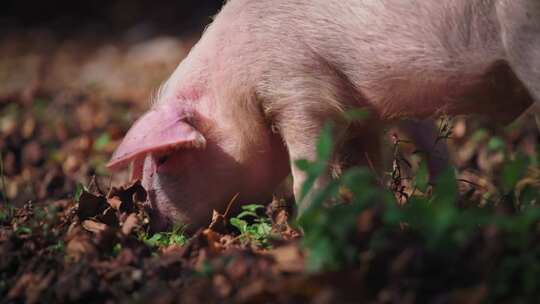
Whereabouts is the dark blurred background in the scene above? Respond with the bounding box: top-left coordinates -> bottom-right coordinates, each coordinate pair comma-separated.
1,0 -> 224,37
0,0 -> 227,105
0,1 -> 227,205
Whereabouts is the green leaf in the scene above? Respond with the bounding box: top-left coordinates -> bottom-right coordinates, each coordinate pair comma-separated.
471,129 -> 489,142
230,218 -> 248,234
74,183 -> 85,202
487,136 -> 505,152
501,154 -> 529,193
94,133 -> 111,151
519,185 -> 539,205
295,159 -> 311,171
0,206 -> 14,222
145,233 -> 166,247
415,160 -> 429,193
170,233 -> 187,246
241,204 -> 265,213
141,226 -> 188,247
305,237 -> 337,272
255,221 -> 272,236
237,204 -> 265,219
48,241 -> 65,253
236,211 -> 258,219
316,122 -> 334,162
112,243 -> 122,256
432,168 -> 457,204
15,226 -> 32,235
230,205 -> 272,248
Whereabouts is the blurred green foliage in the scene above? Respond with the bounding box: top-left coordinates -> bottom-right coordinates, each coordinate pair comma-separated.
296,120 -> 540,301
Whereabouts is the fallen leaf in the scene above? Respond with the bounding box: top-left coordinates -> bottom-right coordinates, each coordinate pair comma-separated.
77,191 -> 108,220
121,213 -> 139,236
65,225 -> 97,261
82,219 -> 108,234
107,197 -> 122,210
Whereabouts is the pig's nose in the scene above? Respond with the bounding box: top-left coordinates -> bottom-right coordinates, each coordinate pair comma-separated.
144,189 -> 170,232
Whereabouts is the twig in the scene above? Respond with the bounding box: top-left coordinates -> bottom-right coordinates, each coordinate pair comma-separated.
390,133 -> 412,204
223,193 -> 240,219
364,152 -> 383,186
456,178 -> 489,191
207,193 -> 240,231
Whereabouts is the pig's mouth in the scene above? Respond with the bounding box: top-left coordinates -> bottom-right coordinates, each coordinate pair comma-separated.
143,180 -> 190,232
139,155 -> 186,231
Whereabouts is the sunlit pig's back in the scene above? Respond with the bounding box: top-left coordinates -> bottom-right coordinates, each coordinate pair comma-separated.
215,0 -> 536,121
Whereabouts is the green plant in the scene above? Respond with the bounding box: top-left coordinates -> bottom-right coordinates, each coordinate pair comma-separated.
295,122 -> 384,272
0,205 -> 15,223
230,204 -> 273,248
295,117 -> 540,302
139,225 -> 188,248
112,243 -> 123,256
48,240 -> 65,253
93,132 -> 111,151
74,183 -> 86,202
15,226 -> 32,235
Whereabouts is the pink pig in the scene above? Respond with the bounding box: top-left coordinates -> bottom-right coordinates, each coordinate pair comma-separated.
108,0 -> 539,230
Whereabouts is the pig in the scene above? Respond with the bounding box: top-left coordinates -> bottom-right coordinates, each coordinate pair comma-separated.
107,0 -> 539,231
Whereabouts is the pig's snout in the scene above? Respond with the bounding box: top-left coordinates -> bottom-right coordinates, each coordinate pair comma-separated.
141,154 -> 192,231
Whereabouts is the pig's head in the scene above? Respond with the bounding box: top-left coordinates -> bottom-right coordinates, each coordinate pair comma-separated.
107,99 -> 290,232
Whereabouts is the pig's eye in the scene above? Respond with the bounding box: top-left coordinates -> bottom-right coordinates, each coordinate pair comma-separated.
157,155 -> 170,166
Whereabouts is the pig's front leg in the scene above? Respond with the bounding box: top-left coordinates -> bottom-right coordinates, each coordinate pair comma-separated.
277,109 -> 349,216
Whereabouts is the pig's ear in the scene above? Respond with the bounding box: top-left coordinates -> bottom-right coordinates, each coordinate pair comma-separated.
106,108 -> 206,171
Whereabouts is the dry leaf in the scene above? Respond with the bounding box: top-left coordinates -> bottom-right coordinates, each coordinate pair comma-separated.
121,213 -> 139,236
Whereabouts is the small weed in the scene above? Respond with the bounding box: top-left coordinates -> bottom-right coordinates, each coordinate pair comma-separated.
74,183 -> 86,202
48,240 -> 65,253
15,226 -> 32,235
112,243 -> 123,256
93,132 -> 111,151
230,204 -> 273,248
139,225 -> 188,248
487,136 -> 506,152
0,205 -> 15,223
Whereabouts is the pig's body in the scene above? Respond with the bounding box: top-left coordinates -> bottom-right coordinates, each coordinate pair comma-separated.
108,0 -> 539,229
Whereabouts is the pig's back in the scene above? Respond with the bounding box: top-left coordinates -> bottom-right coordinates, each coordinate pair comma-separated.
228,0 -> 531,120
200,0 -> 531,121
